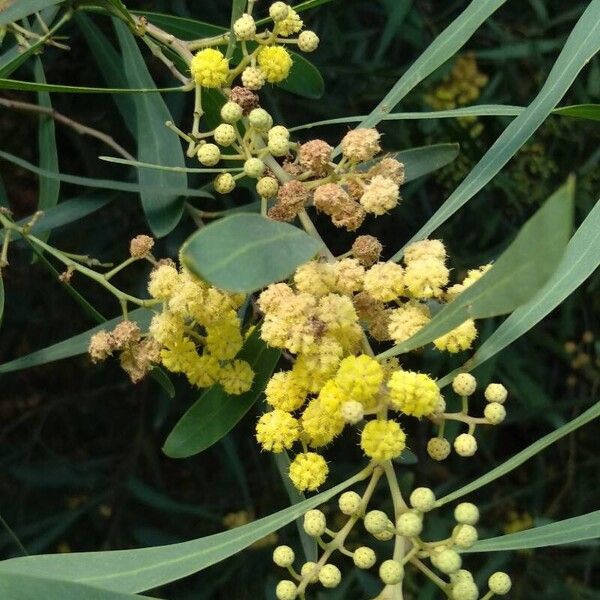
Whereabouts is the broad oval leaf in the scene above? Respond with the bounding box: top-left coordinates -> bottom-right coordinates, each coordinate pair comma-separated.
378,178 -> 574,359
182,214 -> 323,293
163,327 -> 281,458
0,467 -> 373,593
465,510 -> 600,553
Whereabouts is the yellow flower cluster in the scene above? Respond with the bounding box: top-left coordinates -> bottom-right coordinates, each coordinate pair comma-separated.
147,263 -> 254,394
190,48 -> 229,88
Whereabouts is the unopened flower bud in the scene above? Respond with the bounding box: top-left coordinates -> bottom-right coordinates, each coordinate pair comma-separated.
338,491 -> 361,516
214,123 -> 237,146
453,524 -> 478,549
396,511 -> 423,537
318,564 -> 341,588
409,487 -> 436,513
454,433 -> 477,457
364,510 -> 391,536
353,546 -> 376,569
270,1 -> 290,22
427,437 -> 451,461
484,402 -> 506,425
300,561 -> 320,583
379,559 -> 404,585
220,101 -> 243,123
248,108 -> 273,132
341,400 -> 363,424
273,545 -> 295,567
244,157 -> 265,178
432,548 -> 462,575
298,30 -> 319,52
214,172 -> 236,194
233,13 -> 256,40
452,373 -> 477,396
454,502 -> 479,525
484,383 -> 508,403
303,509 -> 326,537
488,572 -> 512,595
275,579 -> 297,600
256,176 -> 279,199
198,143 -> 221,166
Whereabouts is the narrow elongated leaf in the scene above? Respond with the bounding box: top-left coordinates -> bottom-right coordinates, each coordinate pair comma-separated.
0,79 -> 184,94
348,0 -> 508,136
438,199 -> 600,388
553,103 -> 600,120
437,401 -> 600,506
0,308 -> 153,374
394,143 -> 459,183
163,328 -> 281,458
104,0 -> 134,24
466,511 -> 600,553
0,467 -> 372,592
0,150 -> 210,197
226,0 -> 246,58
0,0 -> 63,27
395,1 -> 600,254
34,57 -> 60,243
100,155 -> 241,174
114,21 -> 187,236
76,13 -> 136,137
0,277 -> 4,328
378,179 -> 574,360
182,214 -> 323,293
0,573 -> 156,600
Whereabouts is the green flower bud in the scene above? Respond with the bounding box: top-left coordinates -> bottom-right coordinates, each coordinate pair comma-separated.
303,509 -> 326,537
379,559 -> 404,585
244,157 -> 265,178
396,511 -> 423,537
488,572 -> 512,595
338,491 -> 361,516
318,564 -> 341,588
454,502 -> 479,526
197,143 -> 221,166
353,546 -> 376,569
275,579 -> 298,600
220,101 -> 243,123
409,487 -> 436,513
273,545 -> 295,568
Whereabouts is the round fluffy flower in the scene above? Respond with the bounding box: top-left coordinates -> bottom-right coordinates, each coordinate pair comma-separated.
403,239 -> 446,264
256,409 -> 300,452
294,261 -> 335,297
160,337 -> 197,373
331,258 -> 364,295
190,48 -> 229,88
316,295 -> 362,352
388,302 -> 430,344
275,7 -> 303,36
257,46 -> 293,83
363,262 -> 405,302
404,257 -> 449,299
369,157 -> 405,185
301,398 -> 345,447
149,311 -> 185,346
388,370 -> 440,417
266,371 -> 307,411
341,128 -> 381,162
88,331 -> 114,363
334,354 -> 384,408
148,264 -> 179,300
359,175 -> 400,216
360,419 -> 406,461
205,319 -> 243,360
129,234 -> 154,258
292,339 -> 343,393
218,359 -> 254,394
289,452 -> 328,491
257,282 -> 294,314
185,354 -> 220,388
434,319 -> 478,353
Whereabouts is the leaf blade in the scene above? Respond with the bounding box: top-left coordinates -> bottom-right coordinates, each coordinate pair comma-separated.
182,214 -> 323,293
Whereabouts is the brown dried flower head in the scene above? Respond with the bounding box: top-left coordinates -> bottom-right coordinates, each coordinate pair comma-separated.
369,157 -> 406,185
130,234 -> 154,258
298,139 -> 333,175
229,86 -> 259,114
88,331 -> 114,363
111,320 -> 142,350
352,235 -> 383,267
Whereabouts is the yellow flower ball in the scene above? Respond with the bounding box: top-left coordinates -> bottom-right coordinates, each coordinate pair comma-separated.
256,409 -> 300,452
360,419 -> 406,462
334,354 -> 384,408
257,46 -> 293,83
265,370 -> 307,411
301,398 -> 345,448
218,359 -> 254,394
190,48 -> 229,88
387,370 -> 440,417
433,319 -> 478,353
274,7 -> 303,37
363,262 -> 405,302
289,452 -> 328,491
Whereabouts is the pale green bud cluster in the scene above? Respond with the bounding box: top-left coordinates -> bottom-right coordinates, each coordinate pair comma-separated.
427,374 -> 509,461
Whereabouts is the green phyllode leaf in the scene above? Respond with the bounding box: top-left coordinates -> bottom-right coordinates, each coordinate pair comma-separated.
0,0 -> 63,27
163,327 -> 281,458
0,468 -> 372,593
438,198 -> 600,387
182,213 -> 323,293
114,21 -> 187,237
393,143 -> 459,183
466,510 -> 600,553
0,572 -> 157,600
378,178 -> 574,359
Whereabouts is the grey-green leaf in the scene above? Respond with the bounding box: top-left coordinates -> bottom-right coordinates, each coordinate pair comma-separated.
437,401 -> 600,506
0,308 -> 153,375
0,0 -> 63,27
163,328 -> 281,458
438,198 -> 600,388
396,1 -> 600,253
378,179 -> 574,360
465,510 -> 600,553
0,468 -> 372,593
182,214 -> 323,293
114,21 -> 186,237
0,572 -> 156,600
278,52 -> 324,99
394,143 -> 459,183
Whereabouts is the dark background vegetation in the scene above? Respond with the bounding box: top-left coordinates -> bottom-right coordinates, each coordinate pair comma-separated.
0,1 -> 599,598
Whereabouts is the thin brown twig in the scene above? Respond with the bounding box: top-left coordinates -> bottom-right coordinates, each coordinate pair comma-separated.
0,97 -> 134,161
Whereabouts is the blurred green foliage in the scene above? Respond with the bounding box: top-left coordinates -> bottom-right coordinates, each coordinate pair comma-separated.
0,1 -> 598,598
